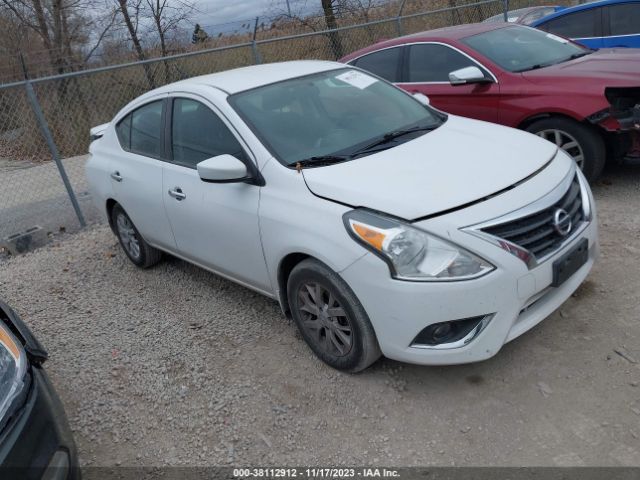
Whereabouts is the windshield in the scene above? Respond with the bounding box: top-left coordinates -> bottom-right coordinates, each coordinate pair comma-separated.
229,68 -> 444,166
462,25 -> 589,73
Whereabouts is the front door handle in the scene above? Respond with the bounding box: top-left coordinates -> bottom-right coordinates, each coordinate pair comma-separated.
110,171 -> 123,182
168,187 -> 186,201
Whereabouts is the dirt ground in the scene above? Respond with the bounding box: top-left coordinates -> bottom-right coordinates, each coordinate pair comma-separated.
0,162 -> 639,468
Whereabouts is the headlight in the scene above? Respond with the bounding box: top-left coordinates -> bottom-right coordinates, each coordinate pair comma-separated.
0,321 -> 27,420
344,209 -> 494,281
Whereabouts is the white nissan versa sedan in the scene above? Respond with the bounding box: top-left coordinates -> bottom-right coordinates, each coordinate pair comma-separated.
86,60 -> 598,372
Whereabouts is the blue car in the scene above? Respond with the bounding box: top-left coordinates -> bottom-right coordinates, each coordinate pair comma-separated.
531,0 -> 640,48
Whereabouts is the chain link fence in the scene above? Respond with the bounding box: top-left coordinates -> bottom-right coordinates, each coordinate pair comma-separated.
0,0 -> 515,247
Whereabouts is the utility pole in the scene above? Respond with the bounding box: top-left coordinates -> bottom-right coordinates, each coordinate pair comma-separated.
286,0 -> 292,16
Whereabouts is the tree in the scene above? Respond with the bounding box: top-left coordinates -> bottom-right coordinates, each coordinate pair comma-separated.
0,0 -> 107,75
143,0 -> 194,58
191,23 -> 207,44
115,0 -> 155,86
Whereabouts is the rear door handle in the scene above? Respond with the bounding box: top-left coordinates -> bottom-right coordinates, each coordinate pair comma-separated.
110,171 -> 123,182
168,187 -> 186,201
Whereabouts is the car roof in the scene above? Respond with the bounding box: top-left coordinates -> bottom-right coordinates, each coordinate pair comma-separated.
148,60 -> 344,96
342,22 -> 513,59
530,0 -> 639,25
401,21 -> 509,41
483,5 -> 560,23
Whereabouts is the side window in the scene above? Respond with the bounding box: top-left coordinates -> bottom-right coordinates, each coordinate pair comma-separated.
352,47 -> 401,82
609,4 -> 640,36
115,100 -> 164,157
407,44 -> 484,82
538,10 -> 598,38
171,98 -> 246,169
115,114 -> 131,150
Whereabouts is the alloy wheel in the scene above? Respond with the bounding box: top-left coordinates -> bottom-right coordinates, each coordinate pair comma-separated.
535,129 -> 585,170
297,282 -> 353,357
116,213 -> 141,260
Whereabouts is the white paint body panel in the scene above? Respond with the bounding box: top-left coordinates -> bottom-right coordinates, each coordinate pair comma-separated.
86,60 -> 598,366
302,116 -> 558,220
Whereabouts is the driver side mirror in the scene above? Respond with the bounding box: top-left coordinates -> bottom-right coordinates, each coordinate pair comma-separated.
412,92 -> 430,106
449,66 -> 490,86
197,154 -> 249,183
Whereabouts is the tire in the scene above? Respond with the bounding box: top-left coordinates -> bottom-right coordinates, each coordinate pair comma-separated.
287,258 -> 381,373
525,117 -> 605,182
111,204 -> 162,268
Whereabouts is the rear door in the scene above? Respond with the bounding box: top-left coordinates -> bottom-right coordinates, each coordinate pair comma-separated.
603,2 -> 640,48
110,97 -> 176,251
396,43 -> 501,122
350,46 -> 404,84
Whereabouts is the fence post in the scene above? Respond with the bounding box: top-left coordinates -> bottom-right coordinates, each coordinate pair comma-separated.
503,0 -> 509,21
396,0 -> 407,36
252,17 -> 263,64
23,80 -> 87,229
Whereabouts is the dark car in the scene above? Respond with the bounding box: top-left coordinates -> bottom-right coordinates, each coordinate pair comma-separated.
0,301 -> 79,479
341,23 -> 640,181
531,0 -> 640,49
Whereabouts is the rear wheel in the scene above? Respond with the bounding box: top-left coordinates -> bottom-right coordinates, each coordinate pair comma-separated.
111,204 -> 162,268
287,259 -> 381,373
525,117 -> 605,182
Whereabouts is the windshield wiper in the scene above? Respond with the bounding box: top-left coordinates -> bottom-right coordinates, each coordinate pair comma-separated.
513,63 -> 552,73
349,125 -> 439,157
566,51 -> 592,61
292,125 -> 438,169
293,155 -> 351,169
514,51 -> 593,73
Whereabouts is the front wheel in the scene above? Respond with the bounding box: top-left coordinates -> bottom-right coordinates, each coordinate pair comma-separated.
287,259 -> 381,373
526,117 -> 605,182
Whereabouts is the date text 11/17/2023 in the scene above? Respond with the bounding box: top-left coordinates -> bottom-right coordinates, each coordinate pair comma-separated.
233,468 -> 400,478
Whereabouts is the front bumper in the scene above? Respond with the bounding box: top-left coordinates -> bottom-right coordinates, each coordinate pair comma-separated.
340,161 -> 599,366
0,304 -> 79,480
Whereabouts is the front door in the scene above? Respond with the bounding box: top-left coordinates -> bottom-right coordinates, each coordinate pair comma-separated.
162,96 -> 270,292
396,43 -> 501,123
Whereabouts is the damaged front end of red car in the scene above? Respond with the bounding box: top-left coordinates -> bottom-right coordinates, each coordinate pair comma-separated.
588,87 -> 640,162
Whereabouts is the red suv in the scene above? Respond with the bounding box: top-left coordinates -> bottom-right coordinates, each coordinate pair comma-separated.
341,23 -> 640,181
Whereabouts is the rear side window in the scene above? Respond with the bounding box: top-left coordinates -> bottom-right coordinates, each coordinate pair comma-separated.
352,47 -> 401,82
609,3 -> 640,35
539,9 -> 599,38
116,100 -> 164,158
115,115 -> 131,149
407,44 -> 483,82
171,98 -> 246,169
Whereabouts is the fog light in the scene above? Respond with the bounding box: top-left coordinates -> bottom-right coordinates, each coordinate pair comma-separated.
411,315 -> 492,349
431,323 -> 452,342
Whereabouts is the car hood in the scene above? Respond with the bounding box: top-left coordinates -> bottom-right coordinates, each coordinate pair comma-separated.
302,115 -> 557,220
522,49 -> 640,87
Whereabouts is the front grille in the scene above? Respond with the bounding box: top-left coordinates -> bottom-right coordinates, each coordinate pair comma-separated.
482,175 -> 584,259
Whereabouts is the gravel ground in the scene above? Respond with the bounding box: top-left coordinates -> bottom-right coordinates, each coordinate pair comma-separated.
0,162 -> 639,468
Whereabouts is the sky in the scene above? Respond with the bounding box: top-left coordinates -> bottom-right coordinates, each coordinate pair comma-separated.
195,0 -> 317,33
